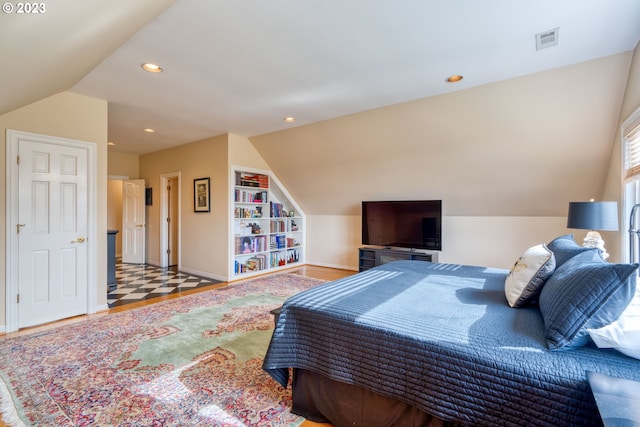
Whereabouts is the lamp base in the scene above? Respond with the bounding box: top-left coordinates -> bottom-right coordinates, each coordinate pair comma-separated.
583,230 -> 609,260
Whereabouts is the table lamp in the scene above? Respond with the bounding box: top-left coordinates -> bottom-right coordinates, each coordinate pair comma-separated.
567,200 -> 619,259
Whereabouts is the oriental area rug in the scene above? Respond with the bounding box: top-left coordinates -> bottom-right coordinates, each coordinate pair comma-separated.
0,273 -> 326,426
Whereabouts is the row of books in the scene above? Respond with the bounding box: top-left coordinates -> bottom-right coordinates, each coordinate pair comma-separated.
234,206 -> 263,218
236,235 -> 300,253
271,237 -> 300,249
270,220 -> 286,233
236,172 -> 268,188
234,235 -> 267,254
270,249 -> 301,267
235,249 -> 302,274
235,189 -> 268,204
271,201 -> 286,218
270,220 -> 301,233
270,235 -> 286,249
235,254 -> 268,273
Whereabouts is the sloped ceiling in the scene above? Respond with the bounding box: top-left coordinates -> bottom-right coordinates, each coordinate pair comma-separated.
64,0 -> 640,154
0,0 -> 174,115
250,52 -> 633,217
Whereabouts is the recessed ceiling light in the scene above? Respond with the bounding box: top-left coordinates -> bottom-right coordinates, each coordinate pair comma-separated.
143,128 -> 155,133
107,141 -> 116,146
141,63 -> 163,73
283,117 -> 296,123
446,75 -> 464,83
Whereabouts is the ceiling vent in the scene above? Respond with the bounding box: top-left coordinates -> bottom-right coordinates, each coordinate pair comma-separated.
535,27 -> 559,50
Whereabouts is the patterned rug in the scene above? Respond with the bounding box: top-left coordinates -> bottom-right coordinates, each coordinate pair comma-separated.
0,273 -> 326,426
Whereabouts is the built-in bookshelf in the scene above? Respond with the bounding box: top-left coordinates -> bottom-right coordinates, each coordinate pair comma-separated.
230,167 -> 305,279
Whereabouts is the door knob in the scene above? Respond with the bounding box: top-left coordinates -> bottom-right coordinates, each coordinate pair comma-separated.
71,237 -> 86,244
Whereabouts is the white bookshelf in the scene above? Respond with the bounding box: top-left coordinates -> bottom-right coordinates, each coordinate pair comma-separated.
230,166 -> 305,279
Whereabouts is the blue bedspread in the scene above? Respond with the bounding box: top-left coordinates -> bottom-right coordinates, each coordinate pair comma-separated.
263,260 -> 640,426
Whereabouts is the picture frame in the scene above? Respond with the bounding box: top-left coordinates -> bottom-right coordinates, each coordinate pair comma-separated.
194,177 -> 210,212
145,188 -> 153,206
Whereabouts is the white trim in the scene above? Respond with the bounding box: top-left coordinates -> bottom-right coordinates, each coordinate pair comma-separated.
160,172 -> 181,268
5,130 -> 97,333
621,107 -> 640,263
179,266 -> 227,282
95,304 -> 109,312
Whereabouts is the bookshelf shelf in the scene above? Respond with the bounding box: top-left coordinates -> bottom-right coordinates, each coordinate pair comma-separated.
231,168 -> 305,279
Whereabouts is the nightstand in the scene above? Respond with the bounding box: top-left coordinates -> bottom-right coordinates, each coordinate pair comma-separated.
588,371 -> 640,426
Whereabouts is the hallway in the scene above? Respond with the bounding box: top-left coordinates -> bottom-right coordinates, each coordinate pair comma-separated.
107,261 -> 220,308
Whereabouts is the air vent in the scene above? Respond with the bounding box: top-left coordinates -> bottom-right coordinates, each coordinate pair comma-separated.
535,27 -> 559,50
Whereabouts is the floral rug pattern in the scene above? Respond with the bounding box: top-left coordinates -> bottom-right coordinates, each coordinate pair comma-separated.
0,273 -> 325,426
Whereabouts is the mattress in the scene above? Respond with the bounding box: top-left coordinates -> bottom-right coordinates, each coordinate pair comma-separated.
263,260 -> 640,426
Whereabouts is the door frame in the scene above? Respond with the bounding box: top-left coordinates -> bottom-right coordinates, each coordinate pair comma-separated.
160,172 -> 181,268
5,130 -> 97,333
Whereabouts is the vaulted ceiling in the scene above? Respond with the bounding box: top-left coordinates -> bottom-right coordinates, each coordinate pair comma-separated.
2,0 -> 639,156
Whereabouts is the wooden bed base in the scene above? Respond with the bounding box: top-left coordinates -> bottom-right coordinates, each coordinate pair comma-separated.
292,369 -> 463,427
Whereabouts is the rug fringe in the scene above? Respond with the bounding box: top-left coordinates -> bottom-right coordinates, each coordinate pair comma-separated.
0,375 -> 25,427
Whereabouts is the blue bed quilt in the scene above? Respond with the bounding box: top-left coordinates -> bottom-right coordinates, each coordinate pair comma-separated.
263,260 -> 640,426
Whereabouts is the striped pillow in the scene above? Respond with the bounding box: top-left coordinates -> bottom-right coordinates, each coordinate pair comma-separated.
539,250 -> 638,350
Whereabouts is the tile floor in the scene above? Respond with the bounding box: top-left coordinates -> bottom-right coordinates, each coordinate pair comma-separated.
107,261 -> 221,308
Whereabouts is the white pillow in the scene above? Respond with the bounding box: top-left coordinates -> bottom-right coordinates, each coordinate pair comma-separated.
588,288 -> 640,359
505,244 -> 556,308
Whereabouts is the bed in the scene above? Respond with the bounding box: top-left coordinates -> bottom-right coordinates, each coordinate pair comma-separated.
263,238 -> 640,426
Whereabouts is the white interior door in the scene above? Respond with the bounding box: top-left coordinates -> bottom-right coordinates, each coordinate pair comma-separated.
122,179 -> 146,264
17,139 -> 89,328
160,172 -> 181,268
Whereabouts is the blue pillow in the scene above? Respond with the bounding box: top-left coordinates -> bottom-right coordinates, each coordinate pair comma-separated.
546,234 -> 595,267
538,250 -> 638,350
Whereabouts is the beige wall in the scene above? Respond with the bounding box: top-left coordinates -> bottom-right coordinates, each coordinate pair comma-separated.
603,41 -> 640,262
108,150 -> 140,178
251,53 -> 631,218
139,134 -> 229,279
249,53 -> 635,268
137,133 -> 276,280
0,92 -> 108,329
308,215 -> 568,270
228,133 -> 271,170
107,180 -> 124,255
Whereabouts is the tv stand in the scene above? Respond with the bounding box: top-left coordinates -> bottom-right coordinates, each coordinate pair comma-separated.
358,247 -> 438,272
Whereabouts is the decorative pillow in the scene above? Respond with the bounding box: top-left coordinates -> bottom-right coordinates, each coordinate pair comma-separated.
546,234 -> 595,268
587,289 -> 640,359
538,250 -> 638,350
505,244 -> 556,307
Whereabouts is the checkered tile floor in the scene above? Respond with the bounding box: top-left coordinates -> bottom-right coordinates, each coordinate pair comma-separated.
108,261 -> 221,308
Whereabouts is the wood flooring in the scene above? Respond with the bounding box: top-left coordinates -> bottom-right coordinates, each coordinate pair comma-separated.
0,264 -> 354,426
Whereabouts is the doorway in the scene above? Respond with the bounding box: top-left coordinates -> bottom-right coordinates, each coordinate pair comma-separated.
161,172 -> 181,268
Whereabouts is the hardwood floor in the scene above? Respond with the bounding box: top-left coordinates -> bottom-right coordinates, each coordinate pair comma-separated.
0,264 -> 354,426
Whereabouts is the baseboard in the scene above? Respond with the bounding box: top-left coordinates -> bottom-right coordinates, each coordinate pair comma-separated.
306,261 -> 358,271
179,266 -> 227,282
96,304 -> 109,313
0,325 -> 5,334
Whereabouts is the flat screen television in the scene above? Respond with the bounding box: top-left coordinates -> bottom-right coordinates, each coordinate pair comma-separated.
362,200 -> 442,250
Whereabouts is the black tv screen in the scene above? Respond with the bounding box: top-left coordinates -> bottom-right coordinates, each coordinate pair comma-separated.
362,200 -> 441,250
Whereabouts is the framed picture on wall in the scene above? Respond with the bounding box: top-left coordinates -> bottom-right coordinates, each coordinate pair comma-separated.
194,177 -> 210,212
